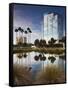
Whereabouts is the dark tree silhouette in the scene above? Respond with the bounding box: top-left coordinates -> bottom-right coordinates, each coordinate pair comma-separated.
23,53 -> 27,58
34,39 -> 39,47
48,56 -> 56,63
17,54 -> 23,59
34,55 -> 39,61
24,30 -> 28,34
48,38 -> 56,45
18,27 -> 22,36
59,36 -> 65,43
15,29 -> 18,37
39,39 -> 46,47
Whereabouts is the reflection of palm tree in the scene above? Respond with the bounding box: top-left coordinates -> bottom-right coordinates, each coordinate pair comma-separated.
39,53 -> 46,71
39,54 -> 42,57
39,53 -> 46,61
23,53 -> 27,58
28,52 -> 31,68
17,53 -> 23,64
39,56 -> 43,61
23,53 -> 28,66
59,55 -> 65,60
42,56 -> 46,61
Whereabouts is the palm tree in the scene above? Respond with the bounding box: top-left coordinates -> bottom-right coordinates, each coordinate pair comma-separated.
39,53 -> 46,71
24,30 -> 28,44
59,36 -> 65,48
15,29 -> 18,44
42,40 -> 46,46
17,53 -> 23,64
27,27 -> 32,44
23,53 -> 28,66
34,39 -> 39,47
21,28 -> 24,44
39,39 -> 46,47
48,38 -> 56,46
18,27 -> 22,36
39,39 -> 43,47
15,29 -> 18,37
21,28 -> 24,36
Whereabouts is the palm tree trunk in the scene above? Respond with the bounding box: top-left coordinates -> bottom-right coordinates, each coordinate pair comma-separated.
28,33 -> 29,44
22,33 -> 23,44
30,33 -> 31,43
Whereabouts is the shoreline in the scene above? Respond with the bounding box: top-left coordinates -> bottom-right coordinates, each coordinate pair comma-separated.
13,47 -> 65,54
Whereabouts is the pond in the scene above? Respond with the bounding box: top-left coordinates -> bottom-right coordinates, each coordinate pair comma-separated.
13,51 -> 66,85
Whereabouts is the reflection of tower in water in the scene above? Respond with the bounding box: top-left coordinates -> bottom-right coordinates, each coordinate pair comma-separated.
58,56 -> 65,72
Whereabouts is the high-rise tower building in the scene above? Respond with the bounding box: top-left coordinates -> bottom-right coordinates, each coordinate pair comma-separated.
43,13 -> 61,43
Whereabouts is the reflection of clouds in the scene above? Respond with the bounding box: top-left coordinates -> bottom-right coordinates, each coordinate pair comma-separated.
13,52 -> 59,66
13,52 -> 65,74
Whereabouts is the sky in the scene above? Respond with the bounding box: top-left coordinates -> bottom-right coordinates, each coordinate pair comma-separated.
13,4 -> 66,44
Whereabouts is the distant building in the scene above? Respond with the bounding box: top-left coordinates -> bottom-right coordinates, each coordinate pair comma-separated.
43,13 -> 63,43
16,36 -> 27,45
16,36 -> 23,44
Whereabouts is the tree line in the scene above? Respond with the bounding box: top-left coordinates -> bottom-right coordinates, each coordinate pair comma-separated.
34,37 -> 65,48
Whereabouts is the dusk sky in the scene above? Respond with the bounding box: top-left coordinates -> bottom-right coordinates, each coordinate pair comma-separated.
13,4 -> 66,44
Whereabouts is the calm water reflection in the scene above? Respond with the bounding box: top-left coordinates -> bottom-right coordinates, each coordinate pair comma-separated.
13,51 -> 65,79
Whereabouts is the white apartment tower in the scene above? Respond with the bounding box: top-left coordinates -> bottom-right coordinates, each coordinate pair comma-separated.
44,13 -> 59,43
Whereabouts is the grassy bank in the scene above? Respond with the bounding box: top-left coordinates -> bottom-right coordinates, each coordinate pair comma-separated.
13,64 -> 32,86
13,64 -> 65,85
34,65 -> 65,84
13,47 -> 65,54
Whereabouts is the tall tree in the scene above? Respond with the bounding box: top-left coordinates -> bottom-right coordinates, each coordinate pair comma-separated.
18,27 -> 22,36
15,29 -> 18,36
24,30 -> 28,44
48,38 -> 56,45
15,29 -> 18,44
27,27 -> 32,44
39,39 -> 46,47
21,28 -> 24,44
34,39 -> 39,47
